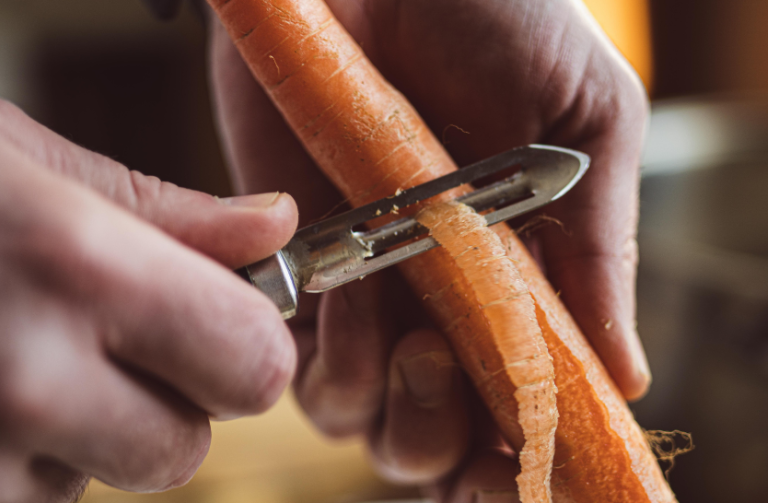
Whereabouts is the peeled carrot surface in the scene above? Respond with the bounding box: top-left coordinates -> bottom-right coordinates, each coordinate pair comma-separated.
207,0 -> 676,501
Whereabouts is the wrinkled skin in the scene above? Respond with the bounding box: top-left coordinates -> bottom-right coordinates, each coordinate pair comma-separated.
0,100 -> 299,502
209,0 -> 649,500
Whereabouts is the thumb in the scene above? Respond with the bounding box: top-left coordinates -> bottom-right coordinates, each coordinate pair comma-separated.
129,182 -> 298,268
0,99 -> 298,268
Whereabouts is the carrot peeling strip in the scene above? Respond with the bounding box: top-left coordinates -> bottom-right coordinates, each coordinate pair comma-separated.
417,201 -> 557,503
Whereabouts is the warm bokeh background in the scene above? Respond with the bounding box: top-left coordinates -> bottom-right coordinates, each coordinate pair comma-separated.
1,0 -> 766,502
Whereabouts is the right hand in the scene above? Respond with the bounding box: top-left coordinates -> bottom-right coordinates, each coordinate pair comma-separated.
0,100 -> 298,503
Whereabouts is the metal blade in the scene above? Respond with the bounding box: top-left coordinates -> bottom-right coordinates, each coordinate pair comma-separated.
283,145 -> 589,293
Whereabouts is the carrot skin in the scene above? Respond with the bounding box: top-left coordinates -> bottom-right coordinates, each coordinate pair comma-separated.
416,201 -> 557,503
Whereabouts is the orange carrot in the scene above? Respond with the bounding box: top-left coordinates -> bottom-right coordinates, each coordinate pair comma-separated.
207,0 -> 676,501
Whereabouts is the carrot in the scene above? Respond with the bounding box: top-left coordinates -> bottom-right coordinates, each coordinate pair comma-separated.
206,0 -> 676,501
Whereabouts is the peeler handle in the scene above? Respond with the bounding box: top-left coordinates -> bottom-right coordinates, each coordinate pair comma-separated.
236,250 -> 299,320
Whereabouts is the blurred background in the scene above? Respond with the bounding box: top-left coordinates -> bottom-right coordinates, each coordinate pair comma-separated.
0,0 -> 766,502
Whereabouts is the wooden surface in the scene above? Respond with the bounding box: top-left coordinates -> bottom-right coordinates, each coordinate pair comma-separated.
80,393 -> 411,503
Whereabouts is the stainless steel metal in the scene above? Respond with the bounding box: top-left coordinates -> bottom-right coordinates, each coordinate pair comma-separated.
240,144 -> 589,318
242,251 -> 298,319
481,145 -> 589,226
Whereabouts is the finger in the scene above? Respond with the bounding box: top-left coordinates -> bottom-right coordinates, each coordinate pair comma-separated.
436,450 -> 521,503
5,159 -> 297,419
540,76 -> 651,400
2,313 -> 210,492
369,329 -> 469,484
0,100 -> 298,268
208,19 -> 340,225
294,273 -> 398,437
98,211 -> 298,418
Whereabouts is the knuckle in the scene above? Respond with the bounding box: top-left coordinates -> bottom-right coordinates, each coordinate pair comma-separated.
241,340 -> 295,415
37,210 -> 103,287
15,191 -> 103,279
125,169 -> 180,216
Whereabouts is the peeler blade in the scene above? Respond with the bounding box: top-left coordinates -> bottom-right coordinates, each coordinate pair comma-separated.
238,144 -> 589,319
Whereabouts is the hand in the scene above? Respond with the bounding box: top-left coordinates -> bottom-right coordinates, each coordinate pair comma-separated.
0,100 -> 298,502
208,0 -> 648,499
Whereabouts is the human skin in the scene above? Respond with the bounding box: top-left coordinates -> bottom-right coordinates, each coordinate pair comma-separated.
208,0 -> 649,499
0,100 -> 299,503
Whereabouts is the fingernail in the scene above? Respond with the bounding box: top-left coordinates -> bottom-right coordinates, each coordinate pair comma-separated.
638,352 -> 652,384
219,192 -> 280,208
473,489 -> 520,503
398,351 -> 454,408
628,326 -> 653,400
636,352 -> 652,394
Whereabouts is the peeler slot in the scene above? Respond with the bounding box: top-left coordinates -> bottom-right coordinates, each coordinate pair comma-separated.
352,170 -> 534,257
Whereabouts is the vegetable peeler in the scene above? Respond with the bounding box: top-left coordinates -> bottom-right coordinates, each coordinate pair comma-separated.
237,145 -> 589,319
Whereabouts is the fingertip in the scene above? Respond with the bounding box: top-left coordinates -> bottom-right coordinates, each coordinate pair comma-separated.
623,352 -> 652,402
228,305 -> 297,417
612,324 -> 652,402
210,192 -> 299,267
272,192 -> 300,235
244,192 -> 298,251
600,330 -> 652,402
253,315 -> 298,413
546,255 -> 650,402
625,378 -> 651,403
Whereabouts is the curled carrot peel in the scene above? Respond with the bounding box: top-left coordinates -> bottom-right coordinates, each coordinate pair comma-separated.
207,0 -> 676,501
416,201 -> 557,503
